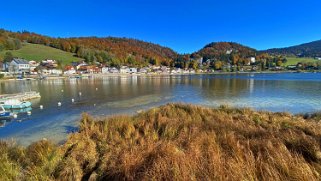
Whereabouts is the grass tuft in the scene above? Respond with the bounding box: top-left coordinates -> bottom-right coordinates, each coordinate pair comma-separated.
1,103 -> 321,180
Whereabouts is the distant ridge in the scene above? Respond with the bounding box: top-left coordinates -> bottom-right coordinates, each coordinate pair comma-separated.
2,28 -> 321,66
193,42 -> 257,60
264,40 -> 321,57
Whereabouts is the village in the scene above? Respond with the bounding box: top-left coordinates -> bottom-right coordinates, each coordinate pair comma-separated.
0,58 -> 199,78
0,55 -> 319,79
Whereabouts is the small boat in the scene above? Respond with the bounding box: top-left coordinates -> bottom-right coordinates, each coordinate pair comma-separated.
0,99 -> 32,109
0,105 -> 11,119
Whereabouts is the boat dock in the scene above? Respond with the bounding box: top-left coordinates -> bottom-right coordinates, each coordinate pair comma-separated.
0,91 -> 41,101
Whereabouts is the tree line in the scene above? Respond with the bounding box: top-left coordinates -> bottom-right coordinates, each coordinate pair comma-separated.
0,29 -> 291,70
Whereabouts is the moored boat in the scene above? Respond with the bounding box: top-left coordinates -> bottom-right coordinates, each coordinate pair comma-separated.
0,99 -> 32,109
0,105 -> 11,119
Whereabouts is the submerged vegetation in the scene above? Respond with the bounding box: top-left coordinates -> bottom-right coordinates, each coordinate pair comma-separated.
1,103 -> 321,180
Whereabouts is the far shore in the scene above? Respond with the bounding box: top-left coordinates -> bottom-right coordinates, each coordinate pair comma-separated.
1,70 -> 319,82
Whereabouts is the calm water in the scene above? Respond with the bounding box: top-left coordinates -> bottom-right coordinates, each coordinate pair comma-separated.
1,73 -> 321,145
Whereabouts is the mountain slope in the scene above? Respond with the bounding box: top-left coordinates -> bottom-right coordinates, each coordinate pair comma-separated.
194,42 -> 257,60
12,31 -> 178,66
0,43 -> 83,65
265,40 -> 321,57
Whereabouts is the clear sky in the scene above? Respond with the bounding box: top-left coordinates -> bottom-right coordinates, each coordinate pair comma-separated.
1,0 -> 321,53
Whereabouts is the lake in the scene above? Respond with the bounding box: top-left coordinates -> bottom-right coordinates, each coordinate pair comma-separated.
1,73 -> 321,145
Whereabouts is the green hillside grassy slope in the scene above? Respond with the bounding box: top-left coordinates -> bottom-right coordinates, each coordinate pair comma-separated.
0,43 -> 83,65
285,56 -> 318,66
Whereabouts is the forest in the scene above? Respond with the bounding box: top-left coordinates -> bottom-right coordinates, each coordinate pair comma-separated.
0,29 -> 290,70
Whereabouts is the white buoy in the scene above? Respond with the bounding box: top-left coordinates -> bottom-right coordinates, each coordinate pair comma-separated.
61,90 -> 64,92
96,88 -> 98,91
94,104 -> 96,107
58,102 -> 62,106
79,92 -> 82,96
13,114 -> 18,118
27,111 -> 32,115
40,105 -> 43,109
72,98 -> 75,103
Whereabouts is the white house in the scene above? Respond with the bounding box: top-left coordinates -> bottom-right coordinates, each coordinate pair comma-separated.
128,68 -> 137,74
9,59 -> 30,74
250,57 -> 256,64
102,67 -> 109,74
29,61 -> 39,73
138,67 -> 149,74
226,49 -> 233,55
120,66 -> 130,74
161,66 -> 170,73
109,67 -> 120,73
150,65 -> 161,71
43,69 -> 62,75
64,69 -> 76,75
171,68 -> 183,74
76,62 -> 88,70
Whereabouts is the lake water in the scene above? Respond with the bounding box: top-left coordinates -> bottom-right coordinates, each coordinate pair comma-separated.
1,73 -> 321,145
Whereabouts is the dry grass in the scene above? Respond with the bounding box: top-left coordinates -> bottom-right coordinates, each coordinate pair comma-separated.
1,103 -> 321,180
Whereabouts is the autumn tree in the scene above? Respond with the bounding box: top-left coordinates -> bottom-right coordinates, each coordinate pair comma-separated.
231,54 -> 240,65
214,60 -> 223,70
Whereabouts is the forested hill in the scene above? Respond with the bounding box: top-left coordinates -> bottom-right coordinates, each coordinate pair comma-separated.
0,29 -> 178,66
264,40 -> 321,57
0,29 -> 22,51
193,42 -> 257,61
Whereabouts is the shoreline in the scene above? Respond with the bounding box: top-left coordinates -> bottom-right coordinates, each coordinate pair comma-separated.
1,70 -> 318,82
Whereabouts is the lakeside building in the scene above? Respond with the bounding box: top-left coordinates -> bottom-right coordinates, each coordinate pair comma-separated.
250,57 -> 256,64
9,58 -> 30,74
138,67 -> 149,74
64,65 -> 76,75
29,61 -> 39,74
102,67 -> 109,74
120,66 -> 130,74
42,69 -> 63,75
109,67 -> 120,73
0,62 -> 9,72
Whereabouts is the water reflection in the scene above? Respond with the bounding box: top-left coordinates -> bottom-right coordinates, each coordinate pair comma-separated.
0,73 -> 321,145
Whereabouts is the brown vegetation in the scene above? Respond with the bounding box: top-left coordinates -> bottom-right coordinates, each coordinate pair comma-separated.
1,103 -> 321,180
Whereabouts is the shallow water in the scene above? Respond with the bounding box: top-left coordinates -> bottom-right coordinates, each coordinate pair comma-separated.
1,73 -> 321,145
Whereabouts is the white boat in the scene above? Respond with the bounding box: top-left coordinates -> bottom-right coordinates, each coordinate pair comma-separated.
0,105 -> 11,119
0,99 -> 32,109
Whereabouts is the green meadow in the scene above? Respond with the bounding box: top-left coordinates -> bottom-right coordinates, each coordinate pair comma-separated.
285,56 -> 318,66
0,43 -> 83,65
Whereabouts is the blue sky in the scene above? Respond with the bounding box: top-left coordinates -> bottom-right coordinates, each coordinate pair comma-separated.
1,0 -> 321,53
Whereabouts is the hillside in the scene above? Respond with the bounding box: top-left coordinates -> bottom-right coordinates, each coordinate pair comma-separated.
194,42 -> 257,61
12,31 -> 178,66
1,104 -> 321,180
265,40 -> 321,57
0,43 -> 83,65
284,56 -> 318,66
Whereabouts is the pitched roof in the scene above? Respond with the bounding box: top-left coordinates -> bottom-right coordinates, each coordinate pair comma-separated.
13,58 -> 29,64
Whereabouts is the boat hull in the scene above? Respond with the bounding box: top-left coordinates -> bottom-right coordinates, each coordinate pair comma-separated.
2,101 -> 32,109
0,111 -> 11,119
